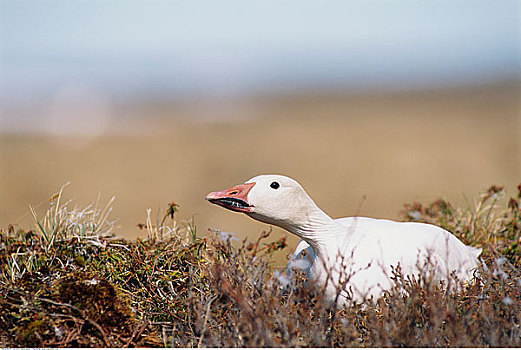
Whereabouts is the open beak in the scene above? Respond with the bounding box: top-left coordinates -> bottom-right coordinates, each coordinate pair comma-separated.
205,182 -> 255,213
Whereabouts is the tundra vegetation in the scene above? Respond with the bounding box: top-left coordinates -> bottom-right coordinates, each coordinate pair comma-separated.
0,184 -> 520,347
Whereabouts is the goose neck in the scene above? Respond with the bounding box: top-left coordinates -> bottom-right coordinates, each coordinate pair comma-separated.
287,208 -> 346,257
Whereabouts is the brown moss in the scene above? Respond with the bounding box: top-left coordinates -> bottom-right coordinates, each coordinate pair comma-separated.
53,271 -> 162,347
15,316 -> 53,347
56,271 -> 132,328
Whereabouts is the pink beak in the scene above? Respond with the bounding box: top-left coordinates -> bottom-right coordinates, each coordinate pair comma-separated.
205,182 -> 256,213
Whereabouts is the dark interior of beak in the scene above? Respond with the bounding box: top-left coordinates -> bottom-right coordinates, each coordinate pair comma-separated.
209,197 -> 251,210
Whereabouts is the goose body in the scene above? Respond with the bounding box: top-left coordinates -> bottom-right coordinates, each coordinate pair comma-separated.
206,174 -> 481,304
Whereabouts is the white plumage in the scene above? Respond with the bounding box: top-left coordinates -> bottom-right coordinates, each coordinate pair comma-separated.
206,174 -> 481,304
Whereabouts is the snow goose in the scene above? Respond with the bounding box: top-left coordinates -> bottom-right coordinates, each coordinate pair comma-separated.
206,174 -> 481,304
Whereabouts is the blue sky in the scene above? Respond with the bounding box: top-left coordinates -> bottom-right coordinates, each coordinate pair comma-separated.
1,0 -> 520,104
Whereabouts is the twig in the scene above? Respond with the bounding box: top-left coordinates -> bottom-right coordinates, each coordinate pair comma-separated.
124,319 -> 150,348
198,295 -> 218,348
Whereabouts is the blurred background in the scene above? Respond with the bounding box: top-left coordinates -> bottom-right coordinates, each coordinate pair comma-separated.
1,0 -> 520,258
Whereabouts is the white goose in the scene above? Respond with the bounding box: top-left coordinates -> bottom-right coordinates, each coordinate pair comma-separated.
206,174 -> 481,304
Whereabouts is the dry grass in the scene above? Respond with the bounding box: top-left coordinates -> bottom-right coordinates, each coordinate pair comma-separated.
0,182 -> 520,347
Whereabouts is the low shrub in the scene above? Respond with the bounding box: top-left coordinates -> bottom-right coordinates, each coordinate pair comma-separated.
0,184 -> 519,347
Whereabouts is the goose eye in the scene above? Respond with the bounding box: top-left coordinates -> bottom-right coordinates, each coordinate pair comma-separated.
270,181 -> 280,189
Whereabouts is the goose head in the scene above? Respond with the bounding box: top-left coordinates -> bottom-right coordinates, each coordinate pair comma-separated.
206,174 -> 321,231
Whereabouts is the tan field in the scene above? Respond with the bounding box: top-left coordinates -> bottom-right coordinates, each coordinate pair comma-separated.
1,82 -> 520,261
